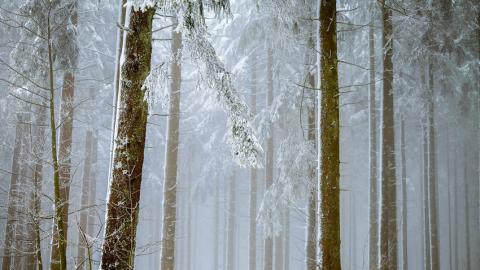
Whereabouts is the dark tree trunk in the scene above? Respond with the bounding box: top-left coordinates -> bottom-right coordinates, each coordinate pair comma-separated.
379,1 -> 397,269
319,0 -> 341,269
100,7 -> 154,269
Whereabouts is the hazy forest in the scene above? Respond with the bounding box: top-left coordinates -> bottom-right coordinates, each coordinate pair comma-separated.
0,0 -> 478,269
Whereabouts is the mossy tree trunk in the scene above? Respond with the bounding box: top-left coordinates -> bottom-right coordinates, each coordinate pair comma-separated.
319,0 -> 341,269
100,7 -> 154,269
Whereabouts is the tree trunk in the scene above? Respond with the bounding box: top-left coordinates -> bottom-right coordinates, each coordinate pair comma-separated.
87,132 -> 97,245
319,0 -> 341,269
2,113 -> 29,269
160,21 -> 183,270
401,117 -> 408,270
379,1 -> 397,269
463,143 -> 471,270
264,47 -> 274,270
453,145 -> 458,270
227,171 -> 236,270
51,4 -> 78,268
76,130 -> 94,269
446,128 -> 453,270
306,70 -> 317,270
369,7 -> 379,269
275,213 -> 284,270
214,176 -> 220,270
100,7 -> 154,269
284,208 -> 290,270
249,58 -> 257,270
427,57 -> 439,270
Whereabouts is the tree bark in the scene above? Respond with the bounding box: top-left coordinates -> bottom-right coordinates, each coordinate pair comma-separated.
2,113 -> 29,270
76,130 -> 94,269
160,22 -> 182,270
100,7 -> 154,269
227,171 -> 236,270
401,117 -> 408,270
427,57 -> 440,270
51,4 -> 78,268
264,47 -> 274,270
379,1 -> 397,269
249,58 -> 257,270
319,0 -> 341,269
368,7 -> 379,270
306,70 -> 317,270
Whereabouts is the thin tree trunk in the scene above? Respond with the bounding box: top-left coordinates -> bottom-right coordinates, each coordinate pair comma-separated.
264,47 -> 274,270
401,117 -> 408,270
319,0 -> 341,269
249,57 -> 258,270
160,21 -> 183,270
369,8 -> 379,269
87,132 -> 97,242
2,113 -> 29,269
427,57 -> 439,270
186,171 -> 192,270
47,8 -> 67,268
453,146 -> 458,270
275,211 -> 284,270
463,143 -> 471,270
214,176 -> 220,270
100,7 -> 154,269
76,130 -> 94,269
51,4 -> 78,268
447,128 -> 453,270
227,171 -> 236,270
284,208 -> 290,270
379,1 -> 397,269
31,106 -> 47,270
306,70 -> 317,270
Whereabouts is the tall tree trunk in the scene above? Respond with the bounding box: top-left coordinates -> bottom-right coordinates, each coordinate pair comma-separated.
214,176 -> 220,270
401,117 -> 408,270
227,171 -> 236,270
379,1 -> 397,269
87,132 -> 97,241
2,113 -> 29,269
463,143 -> 471,270
368,8 -> 379,269
275,212 -> 284,270
31,106 -> 47,270
47,9 -> 67,268
446,128 -> 453,270
319,0 -> 341,269
100,7 -> 154,269
427,57 -> 439,270
264,47 -> 274,270
306,69 -> 317,270
249,57 -> 257,270
51,4 -> 78,268
453,146 -> 458,270
160,21 -> 183,270
76,130 -> 94,269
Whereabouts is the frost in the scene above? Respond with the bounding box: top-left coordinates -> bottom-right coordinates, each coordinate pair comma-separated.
143,63 -> 169,110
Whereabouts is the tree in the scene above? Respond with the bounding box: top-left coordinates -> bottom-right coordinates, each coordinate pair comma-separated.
249,57 -> 258,270
227,170 -> 236,270
400,117 -> 408,270
100,6 -> 155,269
379,1 -> 397,268
368,3 -> 379,269
160,20 -> 182,270
318,0 -> 341,269
264,47 -> 274,270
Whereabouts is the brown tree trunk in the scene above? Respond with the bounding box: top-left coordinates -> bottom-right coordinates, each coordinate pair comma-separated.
264,47 -> 274,270
423,122 -> 431,270
2,113 -> 29,269
379,1 -> 397,269
427,57 -> 440,270
51,4 -> 78,268
306,70 -> 317,270
319,0 -> 341,269
249,58 -> 257,270
160,22 -> 182,270
369,7 -> 379,269
76,130 -> 94,269
227,171 -> 236,270
100,7 -> 154,269
401,117 -> 408,270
